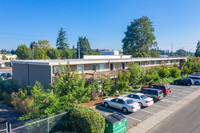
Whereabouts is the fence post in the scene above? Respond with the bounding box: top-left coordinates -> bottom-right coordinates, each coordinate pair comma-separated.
6,122 -> 8,133
9,124 -> 12,133
48,114 -> 49,133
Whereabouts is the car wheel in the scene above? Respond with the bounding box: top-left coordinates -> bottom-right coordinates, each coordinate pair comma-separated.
175,82 -> 178,85
139,102 -> 143,108
195,82 -> 200,85
104,102 -> 109,108
122,107 -> 128,113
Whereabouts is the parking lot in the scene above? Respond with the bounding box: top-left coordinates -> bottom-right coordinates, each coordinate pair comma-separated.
94,85 -> 200,129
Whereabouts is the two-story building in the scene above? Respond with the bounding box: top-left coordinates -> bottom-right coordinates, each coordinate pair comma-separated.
12,56 -> 186,88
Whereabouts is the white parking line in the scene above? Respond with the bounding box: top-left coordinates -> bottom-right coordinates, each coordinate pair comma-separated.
169,95 -> 182,99
139,109 -> 155,114
161,99 -> 175,103
152,104 -> 165,108
97,105 -> 142,122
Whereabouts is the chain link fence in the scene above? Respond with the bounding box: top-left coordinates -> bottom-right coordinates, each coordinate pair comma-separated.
6,112 -> 69,133
0,123 -> 8,133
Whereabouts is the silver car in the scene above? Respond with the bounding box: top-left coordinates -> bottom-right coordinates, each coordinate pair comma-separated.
102,97 -> 140,113
186,76 -> 200,85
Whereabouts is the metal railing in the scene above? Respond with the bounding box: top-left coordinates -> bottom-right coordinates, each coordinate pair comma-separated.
3,112 -> 69,133
0,123 -> 8,133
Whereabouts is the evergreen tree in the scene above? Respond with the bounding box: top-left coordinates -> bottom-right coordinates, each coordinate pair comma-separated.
122,16 -> 157,57
56,28 -> 69,50
77,37 -> 91,58
47,48 -> 60,59
195,41 -> 200,57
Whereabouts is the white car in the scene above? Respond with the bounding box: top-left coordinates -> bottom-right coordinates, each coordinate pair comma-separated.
102,97 -> 140,113
125,93 -> 154,107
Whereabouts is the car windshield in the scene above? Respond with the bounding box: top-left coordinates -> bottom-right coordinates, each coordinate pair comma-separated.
126,99 -> 135,104
140,95 -> 148,99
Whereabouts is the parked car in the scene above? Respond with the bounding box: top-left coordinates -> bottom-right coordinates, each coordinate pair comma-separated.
102,97 -> 140,113
186,76 -> 200,85
174,78 -> 193,86
192,72 -> 200,76
141,88 -> 164,102
125,93 -> 154,108
149,84 -> 171,96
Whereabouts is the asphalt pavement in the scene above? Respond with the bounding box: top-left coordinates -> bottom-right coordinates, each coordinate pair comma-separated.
148,95 -> 200,133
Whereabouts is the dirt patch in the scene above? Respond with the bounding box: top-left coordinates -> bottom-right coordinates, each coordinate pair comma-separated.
0,101 -> 22,125
81,97 -> 105,107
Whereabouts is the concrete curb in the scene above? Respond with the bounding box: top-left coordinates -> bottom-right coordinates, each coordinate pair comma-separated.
126,88 -> 200,133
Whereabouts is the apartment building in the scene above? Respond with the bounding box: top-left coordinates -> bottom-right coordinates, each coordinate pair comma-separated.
11,56 -> 186,88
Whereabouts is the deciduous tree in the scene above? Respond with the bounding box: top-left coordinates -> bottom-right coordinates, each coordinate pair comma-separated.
16,44 -> 32,60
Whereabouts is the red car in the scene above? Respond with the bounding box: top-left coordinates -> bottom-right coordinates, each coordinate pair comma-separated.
149,84 -> 171,96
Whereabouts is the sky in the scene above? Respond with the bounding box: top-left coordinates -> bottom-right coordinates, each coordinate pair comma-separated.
0,0 -> 200,52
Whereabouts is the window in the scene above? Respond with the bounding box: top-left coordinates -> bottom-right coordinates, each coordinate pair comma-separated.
132,95 -> 140,99
140,95 -> 148,99
147,61 -> 151,65
115,63 -> 121,69
111,98 -> 117,102
154,61 -> 157,65
160,86 -> 166,90
117,99 -> 125,104
97,64 -> 107,71
152,91 -> 158,95
92,65 -> 96,71
54,66 -> 65,73
126,99 -> 134,104
77,65 -> 84,73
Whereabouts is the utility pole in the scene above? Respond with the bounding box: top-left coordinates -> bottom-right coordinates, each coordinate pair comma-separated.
77,42 -> 81,59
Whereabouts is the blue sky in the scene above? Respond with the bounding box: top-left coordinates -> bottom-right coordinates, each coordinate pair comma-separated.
0,0 -> 200,52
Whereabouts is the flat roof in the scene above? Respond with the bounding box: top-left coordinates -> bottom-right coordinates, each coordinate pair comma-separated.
11,56 -> 187,66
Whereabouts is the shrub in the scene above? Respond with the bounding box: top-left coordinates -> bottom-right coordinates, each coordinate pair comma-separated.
146,67 -> 160,83
88,80 -> 101,100
181,66 -> 190,75
158,65 -> 170,78
117,71 -> 130,93
69,105 -> 105,133
170,67 -> 180,78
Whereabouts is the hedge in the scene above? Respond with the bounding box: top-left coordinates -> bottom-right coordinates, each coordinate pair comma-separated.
69,105 -> 105,133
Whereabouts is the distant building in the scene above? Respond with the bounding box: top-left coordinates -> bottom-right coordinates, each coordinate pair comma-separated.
84,50 -> 133,59
0,54 -> 17,60
100,51 -> 119,55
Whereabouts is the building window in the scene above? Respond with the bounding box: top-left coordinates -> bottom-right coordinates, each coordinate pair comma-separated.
54,66 -> 65,74
115,63 -> 121,69
77,65 -> 84,73
92,65 -> 96,71
168,60 -> 170,64
147,61 -> 151,65
154,61 -> 157,65
97,64 -> 107,71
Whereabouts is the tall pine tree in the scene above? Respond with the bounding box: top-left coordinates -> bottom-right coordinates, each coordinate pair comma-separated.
56,28 -> 69,50
77,37 -> 91,58
195,41 -> 200,57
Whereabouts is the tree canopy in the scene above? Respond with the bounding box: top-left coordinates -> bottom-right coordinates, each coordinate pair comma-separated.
122,16 -> 157,57
56,28 -> 69,50
195,41 -> 200,57
77,37 -> 91,58
16,44 -> 32,60
175,49 -> 187,56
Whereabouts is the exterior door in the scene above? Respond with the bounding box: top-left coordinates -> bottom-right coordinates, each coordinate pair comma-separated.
110,64 -> 113,70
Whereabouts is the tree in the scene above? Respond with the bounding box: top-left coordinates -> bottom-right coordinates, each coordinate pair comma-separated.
47,48 -> 60,59
169,66 -> 180,78
2,55 -> 6,60
149,49 -> 160,57
16,44 -> 32,60
77,37 -> 91,58
100,77 -> 113,96
117,71 -> 130,93
158,65 -> 170,78
175,49 -> 187,56
61,49 -> 76,59
38,40 -> 51,53
122,16 -> 157,57
11,50 -> 16,55
30,41 -> 38,59
128,62 -> 146,89
56,28 -> 69,50
145,67 -> 159,83
195,41 -> 200,57
39,49 -> 45,59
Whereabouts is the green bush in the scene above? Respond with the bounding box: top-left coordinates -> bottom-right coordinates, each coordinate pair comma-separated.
69,105 -> 105,133
170,67 -> 180,78
158,65 -> 170,78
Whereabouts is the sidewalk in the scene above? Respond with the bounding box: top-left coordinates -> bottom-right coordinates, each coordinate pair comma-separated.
126,88 -> 200,133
